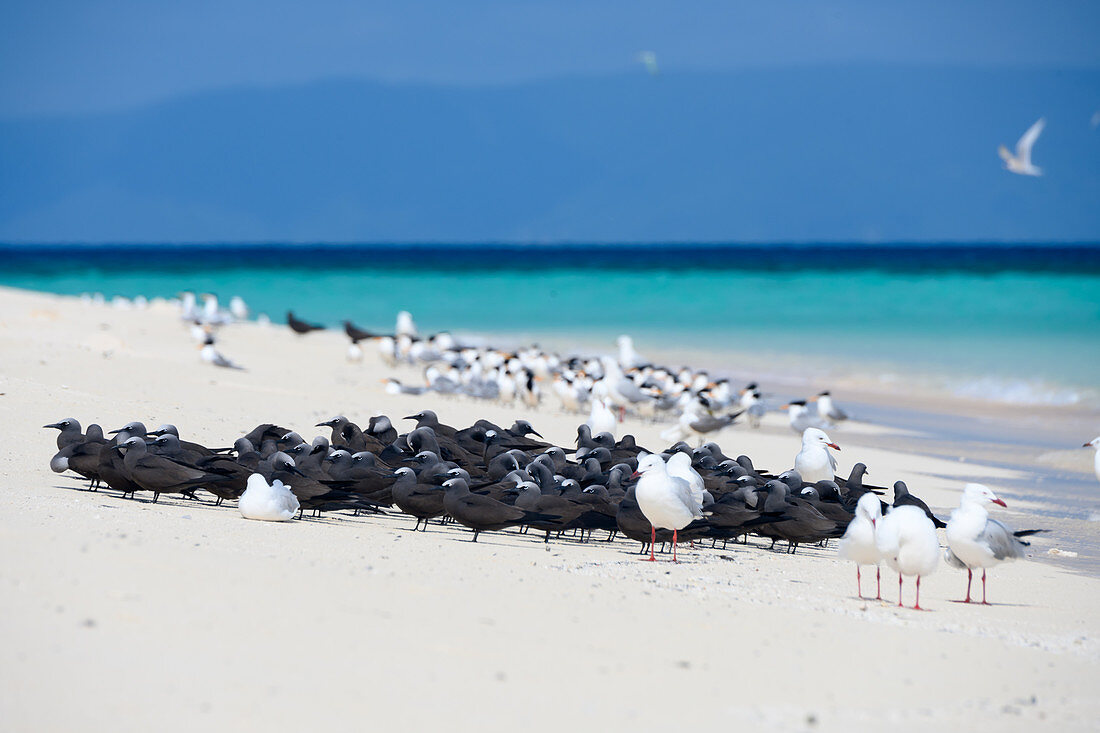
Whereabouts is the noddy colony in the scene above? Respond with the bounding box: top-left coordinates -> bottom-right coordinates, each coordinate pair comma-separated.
46,413 -> 1045,609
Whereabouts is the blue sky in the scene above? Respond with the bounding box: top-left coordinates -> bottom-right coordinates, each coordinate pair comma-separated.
2,1 -> 1099,117
1,2 -> 1097,242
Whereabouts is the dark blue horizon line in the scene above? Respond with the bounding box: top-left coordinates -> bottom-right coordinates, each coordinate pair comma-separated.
3,241 -> 1099,273
3,240 -> 1100,248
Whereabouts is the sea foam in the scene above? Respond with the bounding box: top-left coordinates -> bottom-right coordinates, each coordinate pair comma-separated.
952,377 -> 1085,406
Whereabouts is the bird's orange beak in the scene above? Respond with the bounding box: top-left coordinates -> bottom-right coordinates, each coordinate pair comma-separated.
827,443 -> 840,451
992,498 -> 1007,507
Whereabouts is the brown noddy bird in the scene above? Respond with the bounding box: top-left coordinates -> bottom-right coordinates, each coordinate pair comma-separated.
287,311 -> 325,334
117,437 -> 230,503
892,480 -> 947,529
48,423 -> 106,489
44,418 -> 84,450
391,467 -> 447,530
442,478 -> 558,542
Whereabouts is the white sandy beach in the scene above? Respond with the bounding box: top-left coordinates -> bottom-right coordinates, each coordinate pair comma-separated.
1,285 -> 1099,732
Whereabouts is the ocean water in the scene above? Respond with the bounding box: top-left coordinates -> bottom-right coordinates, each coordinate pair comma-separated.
2,243 -> 1098,405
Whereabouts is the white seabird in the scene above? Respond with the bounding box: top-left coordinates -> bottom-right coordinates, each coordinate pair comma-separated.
945,483 -> 1045,604
998,117 -> 1045,176
634,453 -> 704,562
616,335 -> 647,369
782,400 -> 831,433
199,334 -> 245,370
812,391 -> 848,421
793,427 -> 840,483
229,295 -> 249,320
876,505 -> 941,609
838,492 -> 884,600
636,51 -> 659,75
238,473 -> 300,521
586,397 -> 617,439
1083,437 -> 1100,485
396,310 -> 418,337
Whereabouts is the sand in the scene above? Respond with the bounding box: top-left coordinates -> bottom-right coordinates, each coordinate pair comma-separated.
1,285 -> 1098,732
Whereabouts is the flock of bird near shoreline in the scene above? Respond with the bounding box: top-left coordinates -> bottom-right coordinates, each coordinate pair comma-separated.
184,290 -> 845,440
53,291 -> 1097,610
47,405 -> 1052,611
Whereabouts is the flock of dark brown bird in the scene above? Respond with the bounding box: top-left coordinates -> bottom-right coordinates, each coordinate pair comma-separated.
44,410 -> 943,555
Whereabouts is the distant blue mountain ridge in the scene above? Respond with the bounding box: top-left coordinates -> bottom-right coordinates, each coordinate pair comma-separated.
1,65 -> 1098,242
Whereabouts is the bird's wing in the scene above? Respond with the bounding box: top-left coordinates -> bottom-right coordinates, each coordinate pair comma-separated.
997,144 -> 1013,164
671,476 -> 704,517
689,414 -> 733,432
1016,118 -> 1045,163
980,517 -> 1026,560
944,547 -> 968,569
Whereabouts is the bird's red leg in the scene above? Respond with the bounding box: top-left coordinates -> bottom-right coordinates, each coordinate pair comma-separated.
897,573 -> 903,607
914,575 -> 924,611
672,529 -> 678,563
647,525 -> 656,562
981,569 -> 990,605
964,568 -> 973,603
857,566 -> 863,598
876,566 -> 882,600
618,406 -> 626,423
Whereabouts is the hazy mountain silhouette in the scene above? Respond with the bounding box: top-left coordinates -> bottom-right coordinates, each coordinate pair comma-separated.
1,66 -> 1098,242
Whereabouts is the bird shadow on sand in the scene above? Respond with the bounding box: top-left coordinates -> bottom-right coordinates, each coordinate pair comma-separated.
442,534 -> 528,547
948,599 -> 1031,608
54,484 -> 234,516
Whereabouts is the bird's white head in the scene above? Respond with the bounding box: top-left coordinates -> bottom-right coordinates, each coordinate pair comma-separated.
962,483 -> 1006,508
855,492 -> 882,526
245,473 -> 270,492
634,453 -> 666,478
802,427 -> 840,451
667,452 -> 692,470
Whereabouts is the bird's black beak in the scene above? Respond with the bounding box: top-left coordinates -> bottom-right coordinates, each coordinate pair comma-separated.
286,466 -> 306,476
43,422 -> 62,429
107,428 -> 122,434
403,414 -> 420,420
315,420 -> 334,428
531,430 -> 544,438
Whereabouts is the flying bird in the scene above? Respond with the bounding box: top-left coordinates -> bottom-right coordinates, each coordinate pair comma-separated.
998,118 -> 1045,176
636,51 -> 659,76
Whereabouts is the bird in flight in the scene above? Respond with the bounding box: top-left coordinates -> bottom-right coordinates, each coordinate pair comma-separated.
636,51 -> 659,76
998,118 -> 1045,176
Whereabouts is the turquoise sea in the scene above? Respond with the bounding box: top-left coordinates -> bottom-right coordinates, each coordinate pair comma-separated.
3,243 -> 1099,406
